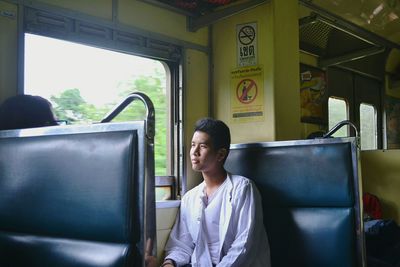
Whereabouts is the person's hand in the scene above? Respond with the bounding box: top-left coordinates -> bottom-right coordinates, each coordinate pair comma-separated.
145,238 -> 157,267
145,255 -> 157,267
160,259 -> 175,267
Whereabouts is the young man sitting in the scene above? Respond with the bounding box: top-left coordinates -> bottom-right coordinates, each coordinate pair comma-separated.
162,118 -> 270,267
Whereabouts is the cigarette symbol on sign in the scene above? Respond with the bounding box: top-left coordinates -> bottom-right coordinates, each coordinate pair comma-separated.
238,26 -> 255,45
237,79 -> 257,104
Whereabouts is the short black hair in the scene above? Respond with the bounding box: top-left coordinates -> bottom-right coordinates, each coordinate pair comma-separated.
0,95 -> 57,130
194,117 -> 231,152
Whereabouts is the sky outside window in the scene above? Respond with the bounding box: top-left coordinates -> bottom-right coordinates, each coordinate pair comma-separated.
24,33 -> 166,111
24,33 -> 169,176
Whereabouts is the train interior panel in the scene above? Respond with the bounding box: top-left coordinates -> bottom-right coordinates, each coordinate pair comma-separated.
1,0 -> 400,266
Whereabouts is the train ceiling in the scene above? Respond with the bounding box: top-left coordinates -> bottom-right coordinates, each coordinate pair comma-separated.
140,0 -> 266,31
141,0 -> 237,16
142,0 -> 400,44
146,0 -> 237,16
307,0 -> 400,46
299,0 -> 400,79
142,0 -> 400,78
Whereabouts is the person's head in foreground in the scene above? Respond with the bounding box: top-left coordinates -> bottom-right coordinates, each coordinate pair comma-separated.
0,94 -> 58,130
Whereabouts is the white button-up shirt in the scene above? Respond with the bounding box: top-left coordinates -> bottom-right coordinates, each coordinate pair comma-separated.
165,173 -> 271,267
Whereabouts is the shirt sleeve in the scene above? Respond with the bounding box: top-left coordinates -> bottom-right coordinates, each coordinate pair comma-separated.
164,199 -> 195,266
217,180 -> 263,267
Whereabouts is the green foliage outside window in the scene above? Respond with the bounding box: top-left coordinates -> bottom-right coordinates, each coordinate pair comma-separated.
50,72 -> 168,175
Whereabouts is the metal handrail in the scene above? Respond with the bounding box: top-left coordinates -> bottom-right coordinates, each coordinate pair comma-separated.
100,92 -> 155,141
323,120 -> 359,138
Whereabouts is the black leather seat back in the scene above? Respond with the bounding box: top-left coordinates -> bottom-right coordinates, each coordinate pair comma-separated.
225,138 -> 365,267
0,123 -> 155,267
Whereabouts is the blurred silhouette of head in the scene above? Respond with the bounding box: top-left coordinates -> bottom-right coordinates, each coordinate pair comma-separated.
0,95 -> 58,130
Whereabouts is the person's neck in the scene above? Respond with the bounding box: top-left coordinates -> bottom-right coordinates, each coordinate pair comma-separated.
202,168 -> 227,196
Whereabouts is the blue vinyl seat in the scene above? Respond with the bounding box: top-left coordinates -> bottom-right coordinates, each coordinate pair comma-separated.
225,138 -> 365,267
0,122 -> 155,267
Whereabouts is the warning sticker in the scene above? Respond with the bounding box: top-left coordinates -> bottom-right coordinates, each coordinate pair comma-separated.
231,65 -> 264,123
236,79 -> 258,104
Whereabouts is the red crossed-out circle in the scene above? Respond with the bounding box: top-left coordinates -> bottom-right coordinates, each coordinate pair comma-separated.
236,79 -> 257,104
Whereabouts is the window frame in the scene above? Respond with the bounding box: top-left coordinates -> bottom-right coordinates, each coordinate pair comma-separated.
326,67 -> 383,148
359,102 -> 378,150
22,7 -> 183,200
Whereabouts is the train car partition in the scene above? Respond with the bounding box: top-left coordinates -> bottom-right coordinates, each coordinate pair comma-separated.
225,137 -> 365,267
0,92 -> 156,267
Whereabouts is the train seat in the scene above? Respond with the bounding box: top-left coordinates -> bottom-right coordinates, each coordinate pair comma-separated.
225,138 -> 365,267
0,122 -> 155,267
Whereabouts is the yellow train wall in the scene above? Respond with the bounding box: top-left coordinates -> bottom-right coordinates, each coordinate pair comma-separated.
361,150 -> 400,223
2,0 -> 400,262
0,1 -> 18,100
212,0 -> 301,143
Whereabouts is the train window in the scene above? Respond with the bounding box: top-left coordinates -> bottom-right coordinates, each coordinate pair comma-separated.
360,103 -> 377,150
24,33 -> 179,200
328,97 -> 348,137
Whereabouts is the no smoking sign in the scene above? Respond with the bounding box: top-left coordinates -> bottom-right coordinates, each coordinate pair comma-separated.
237,22 -> 258,67
238,26 -> 255,45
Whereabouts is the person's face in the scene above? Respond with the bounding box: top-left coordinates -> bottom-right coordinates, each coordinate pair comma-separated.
190,131 -> 226,173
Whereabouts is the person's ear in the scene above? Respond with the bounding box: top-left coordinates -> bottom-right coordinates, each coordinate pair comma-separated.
217,148 -> 227,162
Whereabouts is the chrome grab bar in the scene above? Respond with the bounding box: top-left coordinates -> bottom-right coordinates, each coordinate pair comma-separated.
100,92 -> 155,141
323,120 -> 359,138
